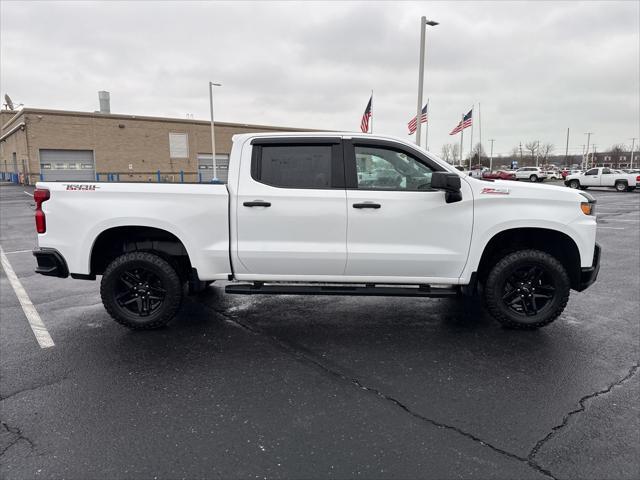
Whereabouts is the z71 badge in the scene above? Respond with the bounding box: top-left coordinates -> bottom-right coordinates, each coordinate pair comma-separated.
64,184 -> 99,191
481,187 -> 510,195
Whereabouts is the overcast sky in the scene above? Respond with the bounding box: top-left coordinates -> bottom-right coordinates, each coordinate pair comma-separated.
1,1 -> 639,157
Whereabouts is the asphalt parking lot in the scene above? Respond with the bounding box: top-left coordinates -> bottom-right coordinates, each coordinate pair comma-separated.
1,182 -> 638,480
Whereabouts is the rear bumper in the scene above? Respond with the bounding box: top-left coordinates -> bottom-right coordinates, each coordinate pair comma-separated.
576,243 -> 601,292
33,248 -> 69,278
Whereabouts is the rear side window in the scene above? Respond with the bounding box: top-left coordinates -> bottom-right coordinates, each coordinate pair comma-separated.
254,145 -> 332,189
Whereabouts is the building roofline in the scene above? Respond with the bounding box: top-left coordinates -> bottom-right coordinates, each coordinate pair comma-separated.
4,107 -> 321,132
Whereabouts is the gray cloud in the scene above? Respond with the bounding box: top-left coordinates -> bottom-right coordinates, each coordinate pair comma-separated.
1,0 -> 638,156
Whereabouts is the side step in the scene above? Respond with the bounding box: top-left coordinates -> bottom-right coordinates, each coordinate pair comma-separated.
225,283 -> 459,297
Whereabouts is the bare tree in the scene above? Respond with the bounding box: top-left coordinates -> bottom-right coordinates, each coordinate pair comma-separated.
470,143 -> 486,166
610,143 -> 627,154
440,143 -> 460,164
539,143 -> 555,163
451,143 -> 460,163
524,141 -> 538,163
440,144 -> 452,163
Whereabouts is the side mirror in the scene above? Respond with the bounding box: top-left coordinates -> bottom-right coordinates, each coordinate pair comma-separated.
431,172 -> 462,204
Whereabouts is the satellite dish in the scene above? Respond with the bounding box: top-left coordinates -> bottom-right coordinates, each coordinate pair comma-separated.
4,94 -> 14,110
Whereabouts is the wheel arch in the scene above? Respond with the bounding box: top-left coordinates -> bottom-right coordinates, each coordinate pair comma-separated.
476,227 -> 582,290
89,225 -> 195,281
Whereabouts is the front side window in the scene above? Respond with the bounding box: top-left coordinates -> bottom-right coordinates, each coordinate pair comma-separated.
354,146 -> 433,190
585,168 -> 599,175
256,145 -> 332,189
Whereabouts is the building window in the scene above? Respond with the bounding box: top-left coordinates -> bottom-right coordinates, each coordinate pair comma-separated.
169,132 -> 189,158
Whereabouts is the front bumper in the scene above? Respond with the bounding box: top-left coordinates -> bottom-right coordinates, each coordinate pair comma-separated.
576,243 -> 601,292
33,248 -> 69,278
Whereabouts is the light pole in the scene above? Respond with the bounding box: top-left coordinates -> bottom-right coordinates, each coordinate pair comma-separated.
415,17 -> 438,147
489,139 -> 495,172
583,132 -> 593,170
630,137 -> 637,169
209,81 -> 222,182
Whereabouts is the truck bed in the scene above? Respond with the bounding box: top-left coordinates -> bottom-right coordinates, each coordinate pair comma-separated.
35,182 -> 231,279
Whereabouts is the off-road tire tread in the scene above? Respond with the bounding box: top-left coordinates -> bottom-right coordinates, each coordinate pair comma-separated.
484,249 -> 570,330
101,251 -> 183,330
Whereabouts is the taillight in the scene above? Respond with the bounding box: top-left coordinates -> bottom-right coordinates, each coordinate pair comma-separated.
34,188 -> 50,233
636,175 -> 640,182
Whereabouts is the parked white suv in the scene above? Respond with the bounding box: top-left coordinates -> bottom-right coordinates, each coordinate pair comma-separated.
32,133 -> 600,331
515,167 -> 547,182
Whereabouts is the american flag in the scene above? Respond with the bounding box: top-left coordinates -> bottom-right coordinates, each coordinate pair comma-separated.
408,102 -> 428,134
449,109 -> 473,135
360,95 -> 372,133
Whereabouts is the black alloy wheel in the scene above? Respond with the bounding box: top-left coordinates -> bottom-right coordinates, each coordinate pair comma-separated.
500,264 -> 555,317
115,267 -> 166,317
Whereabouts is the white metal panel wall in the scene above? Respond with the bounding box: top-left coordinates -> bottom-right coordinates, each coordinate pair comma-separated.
40,149 -> 95,181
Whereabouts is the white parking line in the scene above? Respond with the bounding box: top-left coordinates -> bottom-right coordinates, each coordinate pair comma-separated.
0,246 -> 54,348
23,191 -> 33,197
597,226 -> 625,230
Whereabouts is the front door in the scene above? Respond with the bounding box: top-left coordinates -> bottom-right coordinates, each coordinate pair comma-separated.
344,140 -> 473,281
582,168 -> 600,186
235,138 -> 347,278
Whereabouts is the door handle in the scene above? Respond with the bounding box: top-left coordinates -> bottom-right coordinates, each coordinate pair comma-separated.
353,202 -> 381,209
243,201 -> 271,207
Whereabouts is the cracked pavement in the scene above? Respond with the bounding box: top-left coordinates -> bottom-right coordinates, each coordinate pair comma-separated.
1,183 -> 639,479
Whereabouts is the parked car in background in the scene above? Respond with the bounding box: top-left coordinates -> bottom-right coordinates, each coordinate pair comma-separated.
482,170 -> 517,180
468,166 -> 489,178
545,171 -> 561,180
565,167 -> 639,192
562,169 -> 582,179
453,165 -> 470,176
515,167 -> 547,182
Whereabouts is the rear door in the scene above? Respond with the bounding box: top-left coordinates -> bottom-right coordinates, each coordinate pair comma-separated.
599,167 -> 616,187
343,139 -> 473,281
235,138 -> 347,277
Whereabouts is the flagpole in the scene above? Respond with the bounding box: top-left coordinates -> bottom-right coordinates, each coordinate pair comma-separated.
459,113 -> 465,167
370,90 -> 373,134
424,98 -> 429,151
478,102 -> 482,164
469,104 -> 474,165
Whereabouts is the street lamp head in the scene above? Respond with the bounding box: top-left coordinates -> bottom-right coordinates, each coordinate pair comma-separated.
209,82 -> 222,87
425,20 -> 439,26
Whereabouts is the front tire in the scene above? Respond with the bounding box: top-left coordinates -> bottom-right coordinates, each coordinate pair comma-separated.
568,179 -> 580,189
483,249 -> 570,329
101,252 -> 183,330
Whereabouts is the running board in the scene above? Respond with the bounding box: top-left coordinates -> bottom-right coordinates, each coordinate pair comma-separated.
225,283 -> 459,297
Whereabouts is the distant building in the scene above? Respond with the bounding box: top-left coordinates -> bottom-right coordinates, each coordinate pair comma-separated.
0,105 -> 313,184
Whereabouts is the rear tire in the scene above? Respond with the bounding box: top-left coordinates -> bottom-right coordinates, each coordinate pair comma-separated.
101,251 -> 183,330
483,249 -> 570,329
529,175 -> 538,182
615,181 -> 627,192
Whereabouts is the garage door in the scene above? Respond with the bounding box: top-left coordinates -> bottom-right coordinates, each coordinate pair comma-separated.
197,154 -> 229,183
40,149 -> 95,182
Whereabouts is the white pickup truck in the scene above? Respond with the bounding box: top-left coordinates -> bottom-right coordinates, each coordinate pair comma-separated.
565,167 -> 639,192
32,133 -> 600,331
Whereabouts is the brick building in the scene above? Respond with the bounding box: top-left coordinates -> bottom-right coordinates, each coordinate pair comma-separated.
0,107 -> 311,184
